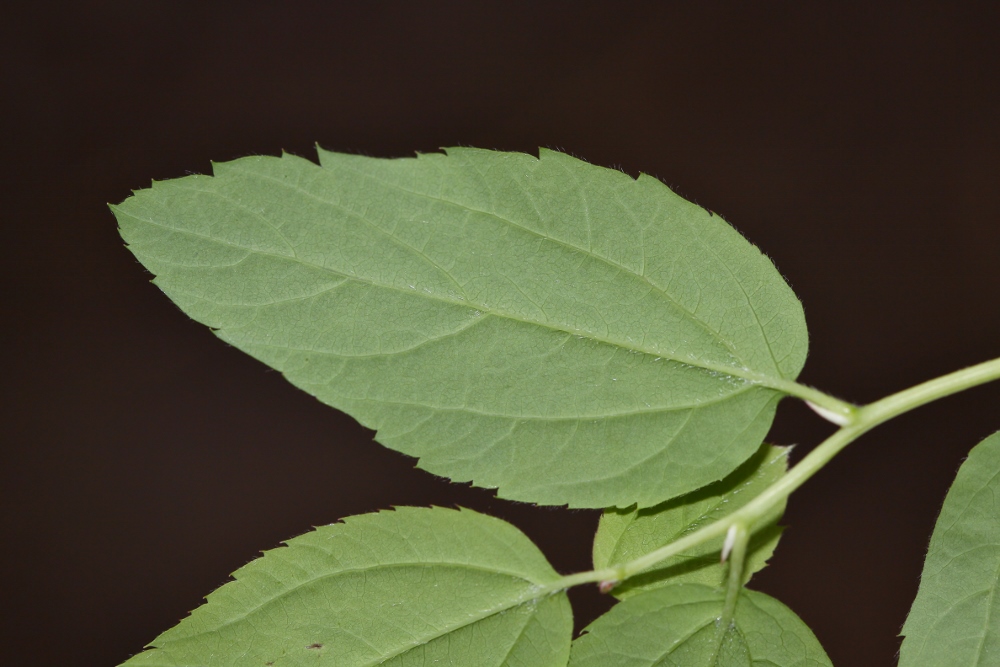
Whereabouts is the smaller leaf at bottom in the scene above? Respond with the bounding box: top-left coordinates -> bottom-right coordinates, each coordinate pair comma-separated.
120,506 -> 572,667
568,583 -> 831,667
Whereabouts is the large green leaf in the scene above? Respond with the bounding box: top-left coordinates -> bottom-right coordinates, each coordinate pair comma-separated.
568,584 -> 831,667
899,431 -> 1000,666
121,507 -> 571,667
113,147 -> 808,508
593,444 -> 788,598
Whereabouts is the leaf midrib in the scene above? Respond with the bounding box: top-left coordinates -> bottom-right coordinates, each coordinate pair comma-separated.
121,206 -> 779,389
143,587 -> 552,667
308,158 -> 747,367
167,559 -> 555,644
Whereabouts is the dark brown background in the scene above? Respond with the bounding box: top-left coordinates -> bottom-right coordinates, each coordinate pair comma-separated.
3,2 -> 999,665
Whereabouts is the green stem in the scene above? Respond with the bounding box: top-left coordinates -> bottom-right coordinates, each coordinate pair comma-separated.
855,356 -> 1000,424
557,356 -> 1000,590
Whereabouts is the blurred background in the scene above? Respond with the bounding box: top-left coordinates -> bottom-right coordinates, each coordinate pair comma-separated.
3,2 -> 999,665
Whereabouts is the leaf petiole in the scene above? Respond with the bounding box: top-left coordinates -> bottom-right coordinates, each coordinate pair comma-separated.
764,376 -> 857,425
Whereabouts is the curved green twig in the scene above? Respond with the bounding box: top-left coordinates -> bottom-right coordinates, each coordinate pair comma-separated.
559,356 -> 1000,589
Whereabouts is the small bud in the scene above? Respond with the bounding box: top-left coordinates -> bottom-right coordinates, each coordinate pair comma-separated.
598,580 -> 618,594
806,400 -> 852,426
721,524 -> 739,563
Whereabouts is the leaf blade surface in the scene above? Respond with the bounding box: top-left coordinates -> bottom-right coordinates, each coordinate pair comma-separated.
568,584 -> 831,667
114,147 -> 808,507
120,507 -> 571,667
900,431 -> 1000,666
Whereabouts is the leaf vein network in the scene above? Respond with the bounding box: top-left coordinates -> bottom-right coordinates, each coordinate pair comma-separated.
125,209 -> 767,384
325,156 -> 749,367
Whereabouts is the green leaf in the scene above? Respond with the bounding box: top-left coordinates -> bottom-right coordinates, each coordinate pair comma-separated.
113,147 -> 808,508
121,507 -> 572,667
899,431 -> 1000,666
568,584 -> 831,667
593,444 -> 788,598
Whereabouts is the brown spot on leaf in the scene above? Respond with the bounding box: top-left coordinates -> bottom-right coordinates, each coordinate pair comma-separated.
306,643 -> 323,650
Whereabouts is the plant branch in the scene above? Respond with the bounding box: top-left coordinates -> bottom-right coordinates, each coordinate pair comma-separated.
557,356 -> 1000,590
